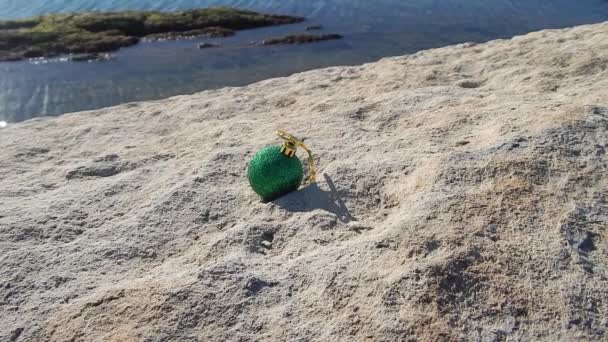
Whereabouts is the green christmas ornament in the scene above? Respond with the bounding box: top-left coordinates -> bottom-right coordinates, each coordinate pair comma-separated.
248,130 -> 317,202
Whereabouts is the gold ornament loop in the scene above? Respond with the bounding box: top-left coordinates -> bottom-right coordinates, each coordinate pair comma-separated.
275,130 -> 317,184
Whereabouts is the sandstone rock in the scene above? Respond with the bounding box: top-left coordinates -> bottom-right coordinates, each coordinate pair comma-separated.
0,22 -> 607,341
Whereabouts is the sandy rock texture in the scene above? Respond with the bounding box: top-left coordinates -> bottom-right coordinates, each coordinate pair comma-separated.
1,22 -> 607,342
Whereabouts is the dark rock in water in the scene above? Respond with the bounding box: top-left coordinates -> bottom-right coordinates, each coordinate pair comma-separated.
198,42 -> 220,49
3,54 -> 22,61
23,48 -> 44,58
144,27 -> 234,42
306,25 -> 323,31
69,53 -> 114,62
0,8 -> 304,61
261,34 -> 342,46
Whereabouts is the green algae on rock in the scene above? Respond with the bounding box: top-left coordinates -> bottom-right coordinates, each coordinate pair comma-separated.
0,7 -> 304,61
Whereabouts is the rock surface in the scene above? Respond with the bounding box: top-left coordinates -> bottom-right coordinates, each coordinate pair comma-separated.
1,22 -> 607,341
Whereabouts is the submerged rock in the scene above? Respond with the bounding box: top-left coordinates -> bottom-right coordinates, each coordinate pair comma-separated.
69,53 -> 114,62
305,25 -> 323,31
261,33 -> 342,45
198,42 -> 220,49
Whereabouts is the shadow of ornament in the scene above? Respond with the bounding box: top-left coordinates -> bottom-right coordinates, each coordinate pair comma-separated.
273,174 -> 355,223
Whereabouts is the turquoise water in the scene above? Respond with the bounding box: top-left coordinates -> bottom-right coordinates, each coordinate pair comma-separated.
1,0 -> 607,122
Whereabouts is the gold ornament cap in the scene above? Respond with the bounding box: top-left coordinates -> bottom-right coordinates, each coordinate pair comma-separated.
275,130 -> 317,183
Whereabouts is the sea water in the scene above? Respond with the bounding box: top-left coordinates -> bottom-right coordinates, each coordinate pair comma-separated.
0,0 -> 607,122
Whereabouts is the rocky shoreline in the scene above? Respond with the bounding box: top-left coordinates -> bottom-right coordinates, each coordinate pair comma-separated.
0,7 -> 303,61
0,22 -> 607,341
